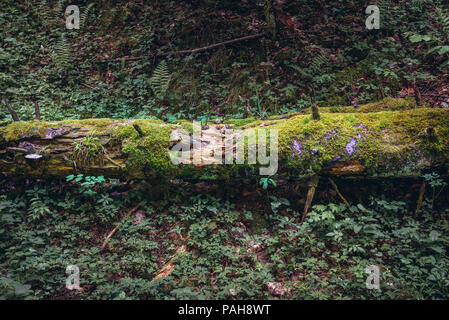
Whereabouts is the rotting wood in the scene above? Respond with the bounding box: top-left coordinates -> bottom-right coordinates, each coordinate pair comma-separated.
0,105 -> 448,181
301,175 -> 320,222
416,180 -> 426,215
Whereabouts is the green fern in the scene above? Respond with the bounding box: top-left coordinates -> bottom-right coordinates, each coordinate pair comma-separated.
435,7 -> 449,41
310,51 -> 328,73
37,0 -> 52,26
81,3 -> 95,29
377,0 -> 404,29
53,0 -> 65,22
410,0 -> 428,12
51,35 -> 71,70
150,60 -> 172,102
36,0 -> 66,27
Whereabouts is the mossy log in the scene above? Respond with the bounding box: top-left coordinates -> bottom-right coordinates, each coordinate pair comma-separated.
0,98 -> 448,181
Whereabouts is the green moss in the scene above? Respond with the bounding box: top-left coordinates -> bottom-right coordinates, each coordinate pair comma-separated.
225,118 -> 257,127
302,98 -> 417,115
174,120 -> 194,135
2,102 -> 448,180
273,108 -> 449,176
1,121 -> 49,142
112,120 -> 176,178
357,97 -> 417,112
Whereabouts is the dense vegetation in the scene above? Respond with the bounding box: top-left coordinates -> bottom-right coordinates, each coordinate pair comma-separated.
1,0 -> 448,122
1,0 -> 448,300
1,177 -> 448,299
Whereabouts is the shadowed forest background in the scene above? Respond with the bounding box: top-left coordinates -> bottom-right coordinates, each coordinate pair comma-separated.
0,0 -> 449,300
1,0 -> 448,121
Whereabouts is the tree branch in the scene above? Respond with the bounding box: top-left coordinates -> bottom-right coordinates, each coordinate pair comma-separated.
98,33 -> 265,63
3,99 -> 19,122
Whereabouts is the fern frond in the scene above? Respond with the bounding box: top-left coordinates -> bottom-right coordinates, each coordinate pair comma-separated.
38,0 -> 52,26
310,51 -> 328,72
410,0 -> 428,12
37,0 -> 66,27
51,35 -> 71,70
150,61 -> 171,102
435,7 -> 449,41
52,0 -> 65,23
81,3 -> 95,29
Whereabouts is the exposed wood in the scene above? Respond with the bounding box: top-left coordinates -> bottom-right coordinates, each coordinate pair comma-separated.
152,245 -> 187,281
301,175 -> 320,222
104,153 -> 124,168
416,181 -> 426,215
328,177 -> 350,209
6,147 -> 29,153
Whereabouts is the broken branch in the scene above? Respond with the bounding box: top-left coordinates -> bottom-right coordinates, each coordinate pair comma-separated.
100,203 -> 142,251
98,33 -> 265,63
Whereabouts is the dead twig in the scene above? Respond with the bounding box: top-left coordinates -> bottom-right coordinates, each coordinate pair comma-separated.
152,245 -> 187,281
100,203 -> 142,251
98,33 -> 265,63
104,153 -> 124,168
328,177 -> 350,209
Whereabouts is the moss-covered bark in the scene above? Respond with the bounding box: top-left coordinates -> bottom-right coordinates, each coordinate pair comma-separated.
0,99 -> 448,181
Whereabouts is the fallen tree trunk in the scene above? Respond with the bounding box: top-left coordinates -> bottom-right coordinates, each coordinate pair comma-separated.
0,98 -> 448,181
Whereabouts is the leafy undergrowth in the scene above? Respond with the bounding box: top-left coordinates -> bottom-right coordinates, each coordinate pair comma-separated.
0,177 -> 448,300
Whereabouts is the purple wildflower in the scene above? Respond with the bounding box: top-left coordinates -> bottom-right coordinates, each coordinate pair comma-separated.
292,140 -> 303,156
345,137 -> 359,156
311,148 -> 318,155
325,129 -> 337,141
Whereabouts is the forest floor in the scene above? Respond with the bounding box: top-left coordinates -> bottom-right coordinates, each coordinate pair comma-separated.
1,177 -> 448,300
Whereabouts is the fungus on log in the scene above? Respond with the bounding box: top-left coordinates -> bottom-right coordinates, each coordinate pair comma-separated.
0,98 -> 448,181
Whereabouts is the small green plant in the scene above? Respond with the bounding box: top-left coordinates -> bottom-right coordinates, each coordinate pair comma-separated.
66,174 -> 107,195
259,176 -> 277,190
423,172 -> 447,208
72,134 -> 105,167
